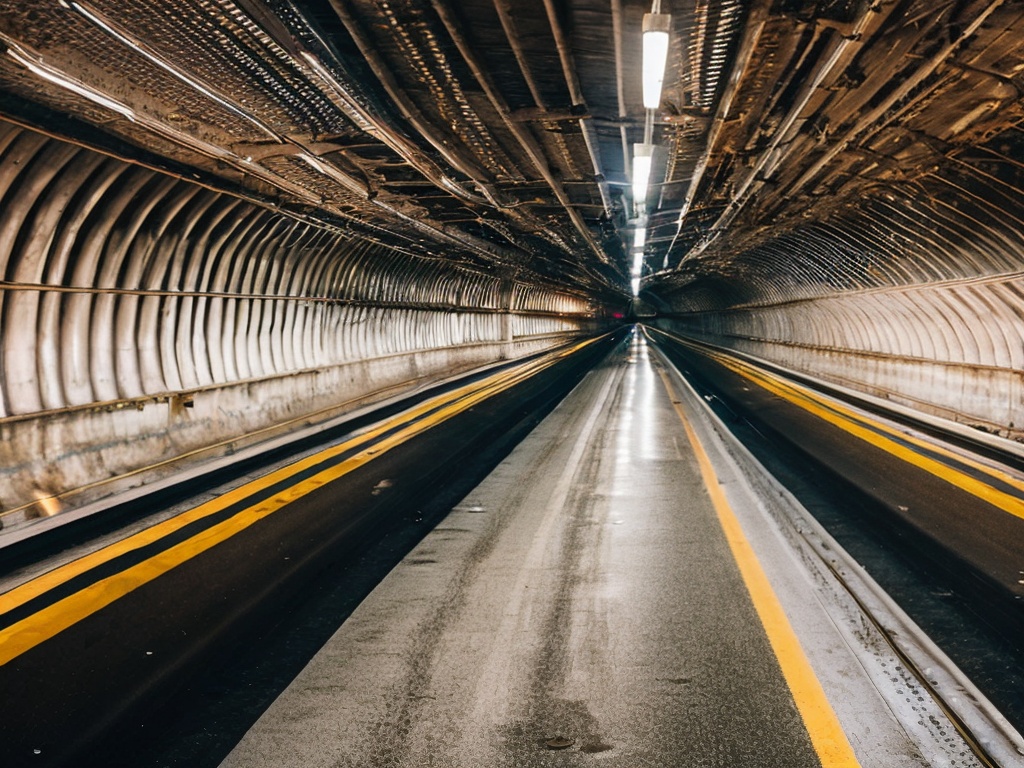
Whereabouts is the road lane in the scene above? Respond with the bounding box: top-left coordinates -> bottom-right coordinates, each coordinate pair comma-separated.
223,331 -> 970,767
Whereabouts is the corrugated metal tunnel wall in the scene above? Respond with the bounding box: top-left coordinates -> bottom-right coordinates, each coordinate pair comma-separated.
5,0 -> 1024,527
0,121 -> 598,524
653,178 -> 1024,441
644,0 -> 1024,446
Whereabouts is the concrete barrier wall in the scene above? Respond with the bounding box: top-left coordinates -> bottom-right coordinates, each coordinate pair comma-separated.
0,335 -> 579,526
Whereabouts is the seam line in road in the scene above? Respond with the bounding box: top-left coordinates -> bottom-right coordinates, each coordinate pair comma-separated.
467,356 -> 622,726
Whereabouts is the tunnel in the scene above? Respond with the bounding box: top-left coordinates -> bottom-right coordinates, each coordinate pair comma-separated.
2,0 -> 1024,766
2,0 -> 1022,517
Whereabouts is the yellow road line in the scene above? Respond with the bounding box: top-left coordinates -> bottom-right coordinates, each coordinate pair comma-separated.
0,337 -> 600,663
649,329 -> 1024,500
658,366 -> 861,768
0,349 -> 533,610
723,351 -> 1024,490
712,353 -> 1024,522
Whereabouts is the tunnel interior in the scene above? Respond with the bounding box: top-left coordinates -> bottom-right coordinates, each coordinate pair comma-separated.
1,0 -> 1024,523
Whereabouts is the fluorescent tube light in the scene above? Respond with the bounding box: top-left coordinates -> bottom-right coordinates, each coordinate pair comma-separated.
632,143 -> 654,210
642,13 -> 671,110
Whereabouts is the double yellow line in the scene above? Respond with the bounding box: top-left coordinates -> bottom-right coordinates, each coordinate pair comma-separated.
0,337 -> 599,666
707,351 -> 1024,521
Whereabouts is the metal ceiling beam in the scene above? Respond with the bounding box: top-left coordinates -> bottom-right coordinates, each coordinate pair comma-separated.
1,9 -> 564,285
783,0 -> 1008,200
662,0 -> 772,269
489,0 -> 620,271
430,0 -> 617,274
234,0 -> 501,210
326,0 -> 509,210
322,0 -> 617,292
540,0 -> 615,221
674,0 -> 917,265
611,0 -> 631,186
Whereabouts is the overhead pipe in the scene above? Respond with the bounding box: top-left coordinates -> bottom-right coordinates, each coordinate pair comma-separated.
1,32 -> 364,202
673,0 -> 899,265
232,0 -> 499,210
326,0 -> 509,210
539,0 -> 615,219
662,0 -> 772,267
2,271 -> 607,315
784,0 -> 1007,199
681,0 -> 1006,270
1,20 -> 539,283
307,1 -> 577,278
319,0 -> 597,286
611,0 -> 631,185
429,0 -> 617,272
489,0 -> 610,275
492,0 -> 614,228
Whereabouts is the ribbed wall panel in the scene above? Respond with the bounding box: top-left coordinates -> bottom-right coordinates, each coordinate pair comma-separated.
0,123 -> 593,419
659,275 -> 1024,436
0,123 -> 596,520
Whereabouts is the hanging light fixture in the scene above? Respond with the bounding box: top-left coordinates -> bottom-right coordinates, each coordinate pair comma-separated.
642,6 -> 671,110
631,251 -> 644,277
626,1 -> 670,294
633,226 -> 647,249
632,143 -> 654,211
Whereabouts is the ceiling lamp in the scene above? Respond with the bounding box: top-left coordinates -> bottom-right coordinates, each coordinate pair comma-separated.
633,226 -> 647,249
642,8 -> 671,110
632,143 -> 654,211
631,251 -> 644,277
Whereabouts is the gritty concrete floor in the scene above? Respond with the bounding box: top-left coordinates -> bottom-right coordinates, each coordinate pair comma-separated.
220,333 -> 978,767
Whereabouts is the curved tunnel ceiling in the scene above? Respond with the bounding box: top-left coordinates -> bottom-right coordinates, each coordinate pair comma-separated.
2,0 -> 1022,313
0,0 -> 1023,527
